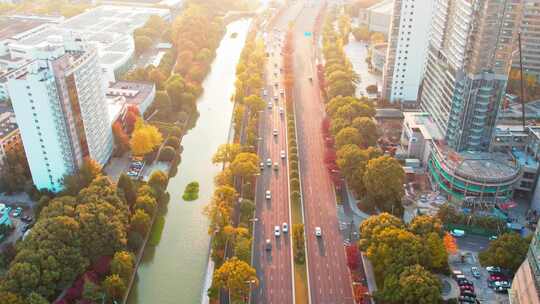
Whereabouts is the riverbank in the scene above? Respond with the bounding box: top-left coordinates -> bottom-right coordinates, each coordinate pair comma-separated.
127,19 -> 252,304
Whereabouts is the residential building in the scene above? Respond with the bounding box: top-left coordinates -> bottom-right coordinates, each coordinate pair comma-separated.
0,111 -> 21,165
366,0 -> 393,35
5,37 -> 113,192
510,219 -> 540,304
382,0 -> 434,105
514,0 -> 540,80
420,0 -> 523,152
356,0 -> 383,27
370,43 -> 387,73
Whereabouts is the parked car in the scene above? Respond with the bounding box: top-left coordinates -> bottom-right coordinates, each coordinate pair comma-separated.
282,223 -> 288,233
12,207 -> 22,217
450,229 -> 466,237
21,216 -> 33,223
458,296 -> 476,303
471,267 -> 481,278
315,227 -> 322,237
460,291 -> 476,298
22,224 -> 31,233
459,284 -> 474,293
457,278 -> 472,286
274,226 -> 281,237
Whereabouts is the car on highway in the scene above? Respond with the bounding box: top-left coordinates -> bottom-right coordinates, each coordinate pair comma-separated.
273,162 -> 279,170
280,88 -> 284,95
274,226 -> 281,237
263,89 -> 267,96
268,102 -> 272,109
282,223 -> 288,233
273,129 -> 278,136
274,82 -> 279,88
273,94 -> 278,101
265,239 -> 272,251
471,267 -> 481,278
315,227 -> 322,237
486,266 -> 502,274
265,190 -> 271,200
260,162 -> 264,170
280,150 -> 286,159
12,207 -> 22,217
266,158 -> 272,166
279,107 -> 284,115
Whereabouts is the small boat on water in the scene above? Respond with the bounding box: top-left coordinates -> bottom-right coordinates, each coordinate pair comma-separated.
231,32 -> 238,38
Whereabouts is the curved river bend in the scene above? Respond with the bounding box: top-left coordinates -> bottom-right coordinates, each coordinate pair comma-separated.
128,19 -> 252,304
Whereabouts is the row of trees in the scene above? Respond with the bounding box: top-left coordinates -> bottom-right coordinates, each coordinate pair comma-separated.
0,159 -> 169,303
359,213 -> 452,304
205,26 -> 267,302
134,15 -> 169,55
321,11 -> 405,214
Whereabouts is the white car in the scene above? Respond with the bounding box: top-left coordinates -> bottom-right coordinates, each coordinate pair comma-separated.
274,225 -> 281,237
268,102 -> 272,109
282,223 -> 288,233
279,107 -> 284,115
265,190 -> 271,200
273,129 -> 278,136
315,227 -> 322,237
260,162 -> 264,170
273,95 -> 278,101
266,158 -> 272,166
280,88 -> 284,94
263,89 -> 267,96
280,150 -> 286,159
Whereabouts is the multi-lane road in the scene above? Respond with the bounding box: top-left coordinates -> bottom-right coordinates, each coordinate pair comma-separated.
292,1 -> 355,303
251,3 -> 304,304
252,1 -> 354,303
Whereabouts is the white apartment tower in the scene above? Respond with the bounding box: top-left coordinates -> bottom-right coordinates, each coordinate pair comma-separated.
382,0 -> 434,104
419,0 -> 523,152
5,38 -> 113,192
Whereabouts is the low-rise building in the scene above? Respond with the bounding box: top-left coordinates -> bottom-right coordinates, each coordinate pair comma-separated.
106,81 -> 156,116
366,0 -> 392,35
0,111 -> 21,164
370,43 -> 386,73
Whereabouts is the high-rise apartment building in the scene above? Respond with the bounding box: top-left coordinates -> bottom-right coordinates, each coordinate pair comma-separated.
420,0 -> 523,152
515,0 -> 540,79
382,0 -> 434,104
5,37 -> 113,192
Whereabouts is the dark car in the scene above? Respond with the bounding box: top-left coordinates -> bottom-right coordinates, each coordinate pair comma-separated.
457,278 -> 472,286
459,296 -> 476,303
21,215 -> 33,223
494,286 -> 508,294
460,291 -> 476,298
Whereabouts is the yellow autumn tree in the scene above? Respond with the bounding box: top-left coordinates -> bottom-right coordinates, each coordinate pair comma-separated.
130,119 -> 163,156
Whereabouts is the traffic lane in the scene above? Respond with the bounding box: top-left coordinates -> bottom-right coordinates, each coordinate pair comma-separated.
292,2 -> 354,303
455,234 -> 490,253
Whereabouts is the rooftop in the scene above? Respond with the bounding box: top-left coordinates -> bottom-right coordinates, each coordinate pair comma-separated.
499,99 -> 540,121
0,16 -> 49,41
367,0 -> 393,14
107,80 -> 155,106
403,112 -> 443,140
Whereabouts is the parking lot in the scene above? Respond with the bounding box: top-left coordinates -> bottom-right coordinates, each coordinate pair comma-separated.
450,235 -> 510,304
0,203 -> 35,250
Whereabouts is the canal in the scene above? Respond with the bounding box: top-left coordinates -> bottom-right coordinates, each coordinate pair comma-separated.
127,18 -> 252,304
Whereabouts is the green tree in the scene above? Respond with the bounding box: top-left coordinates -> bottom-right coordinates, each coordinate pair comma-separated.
117,173 -> 137,206
363,156 -> 405,214
0,146 -> 31,193
103,274 -> 126,300
131,209 -> 152,235
335,127 -> 363,148
148,170 -> 169,196
212,257 -> 258,301
244,94 -> 266,114
234,236 -> 252,262
336,145 -> 381,196
134,195 -> 157,216
134,35 -> 153,55
479,233 -> 530,273
230,152 -> 260,178
352,117 -> 378,148
212,143 -> 242,164
0,292 -> 25,304
159,146 -> 177,162
82,280 -> 102,302
164,136 -> 181,150
359,213 -> 404,250
399,264 -> 442,304
425,232 -> 448,271
111,251 -> 135,281
292,223 -> 305,264
408,215 -> 444,237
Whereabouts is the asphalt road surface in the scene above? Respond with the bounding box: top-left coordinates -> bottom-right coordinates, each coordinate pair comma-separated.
251,3 -> 305,303
291,1 -> 355,303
